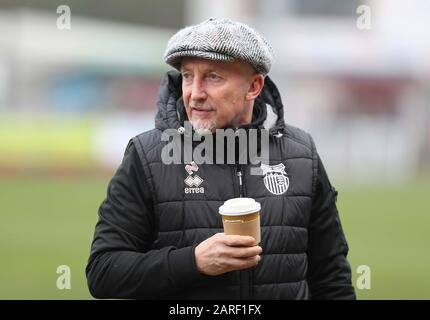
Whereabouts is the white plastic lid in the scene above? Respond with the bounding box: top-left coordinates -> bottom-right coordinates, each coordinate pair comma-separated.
219,198 -> 261,216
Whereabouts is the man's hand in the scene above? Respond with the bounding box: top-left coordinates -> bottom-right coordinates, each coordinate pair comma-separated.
194,233 -> 262,276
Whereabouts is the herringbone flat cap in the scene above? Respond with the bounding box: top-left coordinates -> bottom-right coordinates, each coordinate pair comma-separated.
164,18 -> 274,75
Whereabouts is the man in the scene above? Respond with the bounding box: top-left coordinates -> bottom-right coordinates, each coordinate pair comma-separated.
86,18 -> 356,299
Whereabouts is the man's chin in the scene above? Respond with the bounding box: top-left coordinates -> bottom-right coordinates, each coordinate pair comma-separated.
191,119 -> 216,136
194,128 -> 213,136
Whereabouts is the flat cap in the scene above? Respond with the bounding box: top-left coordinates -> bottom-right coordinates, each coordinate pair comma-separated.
164,18 -> 274,75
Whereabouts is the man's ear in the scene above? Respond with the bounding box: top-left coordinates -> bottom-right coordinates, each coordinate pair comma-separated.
245,74 -> 265,101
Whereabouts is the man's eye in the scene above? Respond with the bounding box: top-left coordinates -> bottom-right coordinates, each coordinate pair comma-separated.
208,73 -> 220,81
182,73 -> 192,80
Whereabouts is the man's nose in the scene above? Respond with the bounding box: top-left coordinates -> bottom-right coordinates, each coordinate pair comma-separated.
190,79 -> 208,101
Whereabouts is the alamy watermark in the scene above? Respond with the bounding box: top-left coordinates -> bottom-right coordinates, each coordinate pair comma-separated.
356,5 -> 371,30
57,5 -> 71,30
56,265 -> 71,290
161,121 -> 270,175
356,264 -> 371,290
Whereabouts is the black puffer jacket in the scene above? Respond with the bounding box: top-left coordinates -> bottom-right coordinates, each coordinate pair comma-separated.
86,71 -> 356,300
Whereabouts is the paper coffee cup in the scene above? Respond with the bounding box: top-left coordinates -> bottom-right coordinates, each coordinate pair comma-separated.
219,198 -> 261,244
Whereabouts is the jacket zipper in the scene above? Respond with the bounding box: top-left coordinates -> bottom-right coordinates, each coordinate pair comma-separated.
236,165 -> 243,197
233,164 -> 252,300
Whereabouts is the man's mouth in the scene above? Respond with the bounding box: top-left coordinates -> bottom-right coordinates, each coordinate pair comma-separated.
192,107 -> 214,116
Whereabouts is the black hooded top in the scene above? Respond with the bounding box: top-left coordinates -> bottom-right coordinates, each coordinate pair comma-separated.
86,71 -> 356,300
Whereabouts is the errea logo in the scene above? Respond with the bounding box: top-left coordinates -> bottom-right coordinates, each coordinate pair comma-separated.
184,161 -> 205,194
185,175 -> 203,187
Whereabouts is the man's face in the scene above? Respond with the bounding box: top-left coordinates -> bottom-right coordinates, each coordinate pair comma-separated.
181,57 -> 263,135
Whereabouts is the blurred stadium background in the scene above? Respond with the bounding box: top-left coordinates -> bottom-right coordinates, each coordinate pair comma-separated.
0,0 -> 429,299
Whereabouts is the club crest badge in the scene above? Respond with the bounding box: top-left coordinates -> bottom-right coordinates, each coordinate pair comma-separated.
261,163 -> 289,195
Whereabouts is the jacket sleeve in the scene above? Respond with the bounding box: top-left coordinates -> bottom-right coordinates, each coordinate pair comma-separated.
86,139 -> 205,299
307,154 -> 356,300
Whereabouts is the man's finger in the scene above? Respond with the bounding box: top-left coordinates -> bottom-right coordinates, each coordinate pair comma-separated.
222,234 -> 257,247
226,256 -> 261,271
225,246 -> 262,258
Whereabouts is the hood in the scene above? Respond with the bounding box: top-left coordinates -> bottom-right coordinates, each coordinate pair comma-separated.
155,70 -> 286,136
